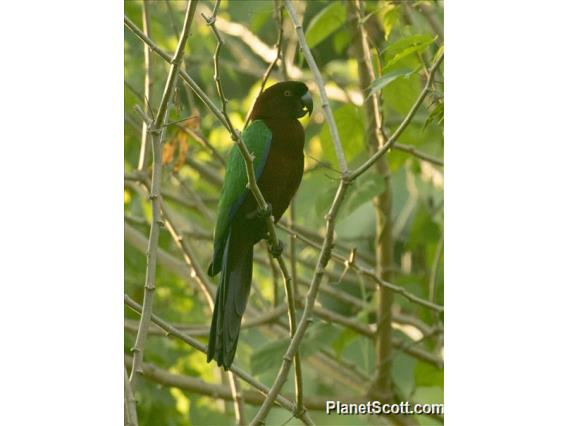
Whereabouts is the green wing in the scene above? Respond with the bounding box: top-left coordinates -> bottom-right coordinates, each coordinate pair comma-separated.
208,120 -> 272,276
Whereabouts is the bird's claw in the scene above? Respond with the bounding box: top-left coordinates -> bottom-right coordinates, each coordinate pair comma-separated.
269,239 -> 284,258
257,203 -> 273,219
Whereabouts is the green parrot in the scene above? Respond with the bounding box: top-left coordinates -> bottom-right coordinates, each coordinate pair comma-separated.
207,81 -> 313,369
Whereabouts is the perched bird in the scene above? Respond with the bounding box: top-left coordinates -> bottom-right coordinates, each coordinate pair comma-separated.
207,81 -> 313,369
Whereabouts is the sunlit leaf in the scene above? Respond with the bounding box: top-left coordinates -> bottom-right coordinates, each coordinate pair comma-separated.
384,35 -> 437,72
367,68 -> 416,99
305,1 -> 346,49
319,104 -> 365,167
378,3 -> 400,40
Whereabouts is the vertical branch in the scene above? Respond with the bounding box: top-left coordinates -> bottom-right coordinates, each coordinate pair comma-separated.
429,235 -> 444,303
129,0 -> 199,390
276,255 -> 304,415
289,200 -> 298,298
284,0 -> 348,175
124,367 -> 138,426
137,0 -> 153,171
244,0 -> 285,127
227,369 -> 246,426
347,0 -> 395,401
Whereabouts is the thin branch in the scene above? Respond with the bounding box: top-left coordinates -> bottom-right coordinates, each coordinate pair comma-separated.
124,295 -> 315,425
129,0 -> 199,390
243,0 -> 285,127
284,0 -> 348,175
393,143 -> 444,167
429,234 -> 444,303
137,0 -> 153,171
349,52 -> 444,180
124,367 -> 138,426
227,372 -> 246,426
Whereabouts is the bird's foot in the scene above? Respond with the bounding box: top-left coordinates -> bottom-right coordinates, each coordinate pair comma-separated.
247,203 -> 273,220
269,239 -> 284,258
257,203 -> 273,219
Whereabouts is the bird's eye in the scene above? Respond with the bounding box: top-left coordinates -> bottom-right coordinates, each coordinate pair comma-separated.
284,90 -> 292,97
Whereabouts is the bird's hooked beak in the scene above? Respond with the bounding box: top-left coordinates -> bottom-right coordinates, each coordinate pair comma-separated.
300,91 -> 313,117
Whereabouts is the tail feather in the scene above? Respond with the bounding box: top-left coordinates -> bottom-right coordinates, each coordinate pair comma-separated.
207,226 -> 253,370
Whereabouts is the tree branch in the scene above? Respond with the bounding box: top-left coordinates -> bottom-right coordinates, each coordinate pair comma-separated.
137,0 -> 153,171
244,0 -> 286,127
124,366 -> 138,426
284,0 -> 348,175
129,0 -> 198,390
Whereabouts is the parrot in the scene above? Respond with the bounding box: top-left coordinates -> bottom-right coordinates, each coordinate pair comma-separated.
206,81 -> 313,370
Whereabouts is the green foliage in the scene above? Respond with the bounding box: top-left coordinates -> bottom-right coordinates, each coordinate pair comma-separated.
319,103 -> 365,168
367,68 -> 417,99
305,1 -> 346,49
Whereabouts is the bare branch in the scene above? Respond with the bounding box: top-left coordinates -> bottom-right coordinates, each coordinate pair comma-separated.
137,0 -> 153,171
244,1 -> 286,127
393,143 -> 444,167
124,367 -> 138,426
284,0 -> 348,174
128,0 -> 199,390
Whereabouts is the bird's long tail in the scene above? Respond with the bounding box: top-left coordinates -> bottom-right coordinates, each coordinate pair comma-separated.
207,225 -> 253,370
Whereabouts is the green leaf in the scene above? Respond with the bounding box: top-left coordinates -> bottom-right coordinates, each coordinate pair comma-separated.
320,104 -> 365,166
315,184 -> 337,219
342,174 -> 386,218
392,353 -> 417,399
424,101 -> 444,129
378,3 -> 400,40
382,34 -> 436,57
250,339 -> 288,375
367,68 -> 416,99
415,361 -> 444,388
384,35 -> 437,72
305,2 -> 346,49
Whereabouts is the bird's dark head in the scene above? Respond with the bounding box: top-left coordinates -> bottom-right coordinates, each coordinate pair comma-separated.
250,81 -> 313,121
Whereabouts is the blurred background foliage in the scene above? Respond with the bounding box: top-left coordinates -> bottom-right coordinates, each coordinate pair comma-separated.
125,1 -> 443,425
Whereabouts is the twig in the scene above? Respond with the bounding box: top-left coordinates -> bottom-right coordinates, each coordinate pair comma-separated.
124,295 -> 315,425
124,367 -> 138,426
137,0 -> 153,171
393,143 -> 443,167
227,372 -> 246,425
429,234 -> 444,303
284,0 -> 348,175
243,0 -> 285,127
128,0 -> 199,390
